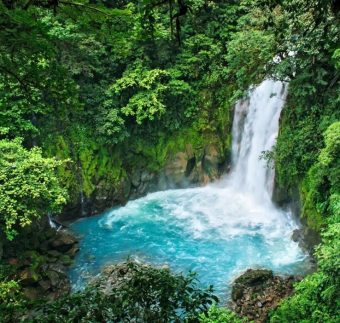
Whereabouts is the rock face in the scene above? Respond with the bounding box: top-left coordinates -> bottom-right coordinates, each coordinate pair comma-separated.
60,142 -> 229,220
4,229 -> 79,301
272,179 -> 320,256
230,269 -> 300,322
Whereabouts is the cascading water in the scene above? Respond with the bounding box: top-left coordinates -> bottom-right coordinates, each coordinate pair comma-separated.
69,80 -> 309,297
230,80 -> 287,202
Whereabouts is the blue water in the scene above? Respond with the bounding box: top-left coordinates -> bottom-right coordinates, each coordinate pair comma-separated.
69,185 -> 310,298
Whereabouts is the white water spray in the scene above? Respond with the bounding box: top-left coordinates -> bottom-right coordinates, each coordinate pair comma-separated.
230,80 -> 287,202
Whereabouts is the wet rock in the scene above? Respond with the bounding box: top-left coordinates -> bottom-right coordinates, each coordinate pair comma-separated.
292,229 -> 302,242
50,232 -> 77,252
60,255 -> 73,266
298,227 -> 321,254
58,139 -> 230,219
66,244 -> 80,257
157,171 -> 168,191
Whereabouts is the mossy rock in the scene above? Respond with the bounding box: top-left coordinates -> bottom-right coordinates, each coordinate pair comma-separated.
47,250 -> 62,258
22,250 -> 40,260
234,269 -> 273,286
18,268 -> 41,285
60,255 -> 73,266
232,269 -> 274,301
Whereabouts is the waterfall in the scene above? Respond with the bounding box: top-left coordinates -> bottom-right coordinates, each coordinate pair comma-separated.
69,79 -> 308,296
230,80 -> 287,203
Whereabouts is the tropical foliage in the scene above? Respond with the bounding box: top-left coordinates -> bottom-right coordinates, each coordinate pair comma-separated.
0,0 -> 339,321
0,139 -> 67,240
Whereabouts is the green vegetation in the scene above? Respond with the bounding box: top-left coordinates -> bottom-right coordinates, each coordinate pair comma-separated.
270,224 -> 340,323
0,0 -> 240,210
0,0 -> 339,321
0,139 -> 67,240
1,261 -> 218,322
199,305 -> 246,323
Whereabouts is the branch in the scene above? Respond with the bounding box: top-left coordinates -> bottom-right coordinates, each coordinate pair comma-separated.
0,65 -> 31,94
59,1 -> 112,16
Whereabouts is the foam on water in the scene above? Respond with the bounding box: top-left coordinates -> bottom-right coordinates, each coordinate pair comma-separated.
69,80 -> 309,297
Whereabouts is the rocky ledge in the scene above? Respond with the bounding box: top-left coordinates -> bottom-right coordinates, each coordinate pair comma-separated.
61,142 -> 230,220
230,269 -> 301,322
4,229 -> 79,301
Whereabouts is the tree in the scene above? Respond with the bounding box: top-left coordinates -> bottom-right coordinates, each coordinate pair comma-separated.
0,139 -> 67,240
29,261 -> 218,322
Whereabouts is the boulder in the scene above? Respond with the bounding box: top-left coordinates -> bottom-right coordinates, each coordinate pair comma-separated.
66,244 -> 80,257
234,269 -> 273,288
46,270 -> 61,287
291,229 -> 302,242
46,263 -> 67,275
231,269 -> 299,322
60,255 -> 73,266
18,268 -> 40,285
50,232 -> 77,252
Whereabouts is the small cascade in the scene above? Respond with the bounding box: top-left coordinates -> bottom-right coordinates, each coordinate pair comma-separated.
80,189 -> 86,217
48,213 -> 63,231
48,213 -> 57,229
77,162 -> 86,217
230,80 -> 287,203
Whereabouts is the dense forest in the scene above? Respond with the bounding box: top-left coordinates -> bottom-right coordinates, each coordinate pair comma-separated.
0,0 -> 339,322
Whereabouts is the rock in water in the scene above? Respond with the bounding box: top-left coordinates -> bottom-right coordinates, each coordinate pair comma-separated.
231,269 -> 299,322
232,269 -> 273,301
50,231 -> 78,252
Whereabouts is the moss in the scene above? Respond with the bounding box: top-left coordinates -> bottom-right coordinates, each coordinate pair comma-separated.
40,102 -> 233,209
126,124 -> 230,174
300,167 -> 325,231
